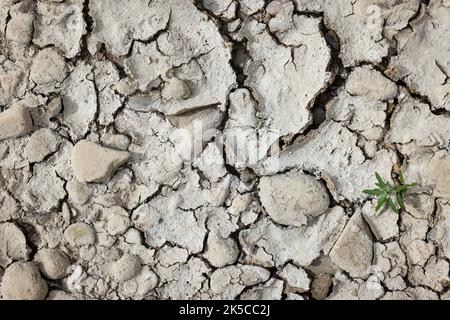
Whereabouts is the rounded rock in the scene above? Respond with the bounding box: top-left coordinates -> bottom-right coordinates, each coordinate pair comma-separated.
105,206 -> 131,236
34,248 -> 71,280
0,262 -> 48,300
258,171 -> 330,227
108,254 -> 141,282
64,223 -> 96,246
162,78 -> 191,100
66,180 -> 91,205
203,232 -> 239,268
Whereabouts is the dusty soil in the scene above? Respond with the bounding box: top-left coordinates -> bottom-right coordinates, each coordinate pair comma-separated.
0,0 -> 450,300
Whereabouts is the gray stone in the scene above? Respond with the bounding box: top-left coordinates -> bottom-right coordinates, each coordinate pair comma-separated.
71,140 -> 130,183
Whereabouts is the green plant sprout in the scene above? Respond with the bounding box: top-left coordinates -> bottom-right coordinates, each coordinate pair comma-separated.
363,171 -> 417,214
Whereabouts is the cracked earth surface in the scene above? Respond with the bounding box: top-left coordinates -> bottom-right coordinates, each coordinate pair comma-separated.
0,0 -> 450,300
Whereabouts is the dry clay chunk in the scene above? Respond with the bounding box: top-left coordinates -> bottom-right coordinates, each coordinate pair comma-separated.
71,140 -> 130,183
430,199 -> 450,260
241,16 -> 331,155
5,5 -> 34,45
33,0 -> 85,58
30,48 -> 68,93
239,207 -> 347,267
0,223 -> 29,268
387,2 -> 450,111
294,0 -> 420,66
0,105 -> 33,141
278,263 -> 311,292
346,66 -> 398,101
89,0 -> 170,56
24,128 -> 61,163
0,192 -> 20,222
0,262 -> 48,300
259,171 -> 330,227
330,212 -> 374,279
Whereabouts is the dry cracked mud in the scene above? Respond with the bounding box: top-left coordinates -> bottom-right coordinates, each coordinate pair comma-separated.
0,0 -> 449,300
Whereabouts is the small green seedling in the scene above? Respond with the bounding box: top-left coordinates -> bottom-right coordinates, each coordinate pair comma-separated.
363,171 -> 417,214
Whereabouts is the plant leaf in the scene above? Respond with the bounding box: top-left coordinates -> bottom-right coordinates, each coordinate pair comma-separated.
399,170 -> 405,184
394,185 -> 408,193
375,172 -> 387,188
375,194 -> 388,211
387,197 -> 398,214
363,189 -> 383,196
396,192 -> 405,210
375,182 -> 385,190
